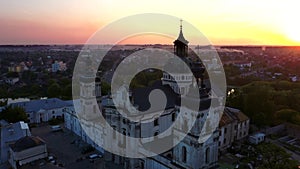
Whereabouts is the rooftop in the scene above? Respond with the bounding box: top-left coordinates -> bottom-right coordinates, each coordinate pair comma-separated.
10,98 -> 72,113
9,136 -> 45,152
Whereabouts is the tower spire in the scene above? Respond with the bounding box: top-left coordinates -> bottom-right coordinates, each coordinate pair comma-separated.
180,19 -> 183,31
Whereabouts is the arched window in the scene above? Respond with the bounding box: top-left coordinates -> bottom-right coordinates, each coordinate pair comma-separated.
154,131 -> 159,137
112,126 -> 116,139
154,119 -> 159,126
205,147 -> 210,164
122,129 -> 126,147
182,146 -> 187,162
172,113 -> 176,122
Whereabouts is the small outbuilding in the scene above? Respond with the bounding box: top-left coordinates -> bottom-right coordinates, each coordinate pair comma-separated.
248,133 -> 265,145
8,136 -> 48,169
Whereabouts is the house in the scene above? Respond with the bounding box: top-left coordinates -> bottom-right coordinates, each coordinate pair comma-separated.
5,77 -> 19,85
0,121 -> 31,164
8,136 -> 47,169
218,107 -> 250,152
233,61 -> 252,69
10,98 -> 72,123
248,133 -> 265,145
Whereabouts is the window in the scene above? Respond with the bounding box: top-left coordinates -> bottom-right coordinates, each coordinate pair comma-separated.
112,126 -> 116,139
205,147 -> 210,164
182,146 -> 187,163
224,138 -> 226,144
172,113 -> 176,122
52,111 -> 55,114
122,129 -> 126,147
154,119 -> 159,126
224,127 -> 227,134
140,161 -> 145,169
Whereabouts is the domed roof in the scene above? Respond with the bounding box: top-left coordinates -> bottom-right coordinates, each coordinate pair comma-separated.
10,136 -> 45,152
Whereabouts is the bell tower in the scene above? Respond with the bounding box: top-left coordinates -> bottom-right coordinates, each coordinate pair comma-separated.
173,19 -> 189,58
162,20 -> 193,95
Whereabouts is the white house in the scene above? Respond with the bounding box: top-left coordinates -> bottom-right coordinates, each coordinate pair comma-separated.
10,98 -> 72,123
218,107 -> 250,152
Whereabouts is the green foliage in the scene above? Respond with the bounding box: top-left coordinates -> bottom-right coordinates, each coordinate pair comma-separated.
21,71 -> 37,81
227,81 -> 300,127
0,106 -> 28,123
274,109 -> 300,125
256,143 -> 299,169
129,70 -> 162,89
47,83 -> 61,98
48,118 -> 64,125
6,72 -> 19,78
0,100 -> 7,106
62,84 -> 72,100
0,85 -> 9,98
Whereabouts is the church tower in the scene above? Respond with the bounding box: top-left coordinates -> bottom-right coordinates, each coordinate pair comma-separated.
162,20 -> 193,95
173,19 -> 189,58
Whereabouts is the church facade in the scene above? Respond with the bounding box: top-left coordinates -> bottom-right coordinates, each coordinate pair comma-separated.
63,22 -> 235,169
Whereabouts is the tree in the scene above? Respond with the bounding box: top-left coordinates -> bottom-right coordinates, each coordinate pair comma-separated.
256,143 -> 298,169
62,84 -> 72,100
0,106 -> 28,123
274,109 -> 300,125
47,83 -> 61,98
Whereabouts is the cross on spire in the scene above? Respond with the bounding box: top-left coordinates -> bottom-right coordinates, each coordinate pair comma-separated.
180,19 -> 183,31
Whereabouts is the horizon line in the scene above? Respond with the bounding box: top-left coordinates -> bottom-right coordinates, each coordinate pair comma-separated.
1,43 -> 300,47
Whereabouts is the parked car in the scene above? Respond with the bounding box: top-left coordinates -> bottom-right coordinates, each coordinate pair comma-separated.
51,125 -> 62,132
88,153 -> 103,159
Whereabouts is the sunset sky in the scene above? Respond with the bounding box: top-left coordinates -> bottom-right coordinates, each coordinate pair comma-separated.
1,0 -> 300,45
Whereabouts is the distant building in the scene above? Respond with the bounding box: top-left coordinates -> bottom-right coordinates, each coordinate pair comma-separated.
10,98 -> 71,123
290,75 -> 298,82
58,61 -> 67,71
5,77 -> 19,85
0,121 -> 31,163
7,98 -> 30,105
51,61 -> 60,72
8,136 -> 47,169
8,62 -> 28,73
218,107 -> 250,153
52,61 -> 67,72
248,133 -> 265,145
233,61 -> 252,69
